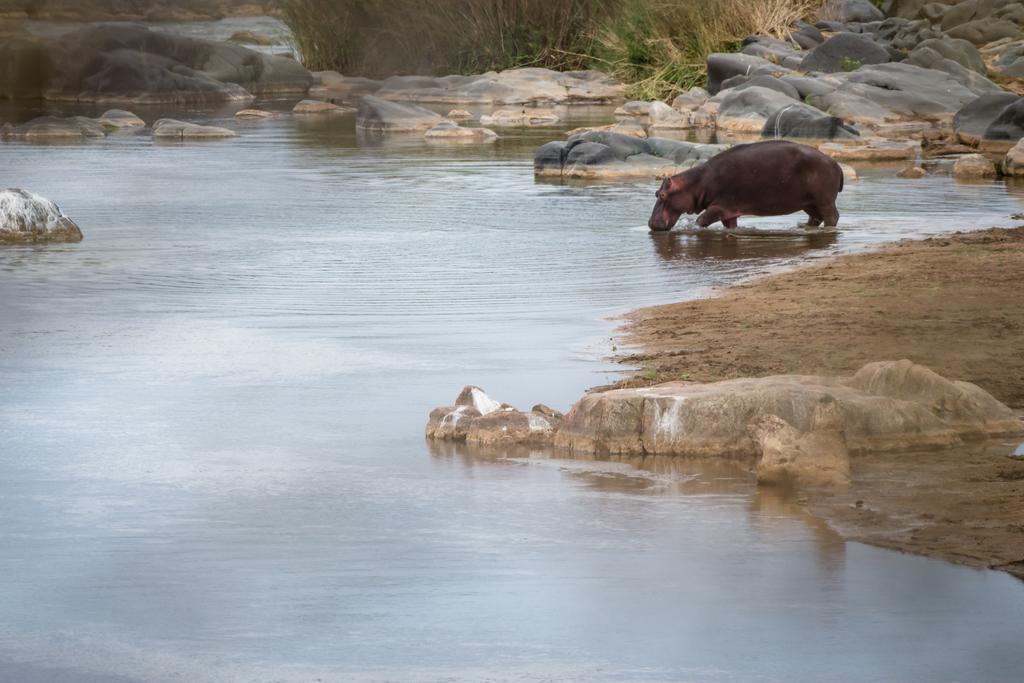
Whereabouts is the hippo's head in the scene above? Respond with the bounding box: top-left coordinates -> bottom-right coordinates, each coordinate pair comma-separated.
648,173 -> 698,231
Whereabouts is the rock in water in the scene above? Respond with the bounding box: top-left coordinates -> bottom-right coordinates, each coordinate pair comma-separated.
152,119 -> 237,140
1003,138 -> 1024,176
0,189 -> 83,244
952,153 -> 997,178
356,96 -> 443,133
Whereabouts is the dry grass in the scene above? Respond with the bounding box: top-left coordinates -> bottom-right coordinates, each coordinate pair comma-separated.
281,0 -> 824,97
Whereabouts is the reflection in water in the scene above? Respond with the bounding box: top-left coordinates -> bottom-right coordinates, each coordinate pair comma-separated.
649,229 -> 839,262
3,97 -> 1024,681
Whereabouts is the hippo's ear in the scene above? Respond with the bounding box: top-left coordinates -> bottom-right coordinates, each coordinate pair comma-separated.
664,175 -> 685,195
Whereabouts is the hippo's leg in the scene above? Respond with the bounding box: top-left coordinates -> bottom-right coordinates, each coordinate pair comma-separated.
722,216 -> 739,230
696,206 -> 725,228
805,209 -> 823,227
820,203 -> 840,227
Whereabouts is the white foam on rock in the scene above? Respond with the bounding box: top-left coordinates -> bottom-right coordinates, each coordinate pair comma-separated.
654,397 -> 687,440
469,388 -> 501,415
0,188 -> 74,235
527,413 -> 551,432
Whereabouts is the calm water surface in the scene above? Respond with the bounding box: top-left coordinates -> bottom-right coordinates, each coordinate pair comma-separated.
3,100 -> 1024,682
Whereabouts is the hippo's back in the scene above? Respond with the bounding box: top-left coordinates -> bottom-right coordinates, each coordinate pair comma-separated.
702,140 -> 842,214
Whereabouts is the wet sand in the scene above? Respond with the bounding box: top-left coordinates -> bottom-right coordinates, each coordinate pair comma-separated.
617,226 -> 1024,578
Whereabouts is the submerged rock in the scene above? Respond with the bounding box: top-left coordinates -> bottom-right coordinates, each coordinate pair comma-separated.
292,99 -> 354,115
96,109 -> 145,130
152,119 -> 237,140
479,108 -> 559,127
234,109 -> 277,119
1,116 -> 107,140
356,95 -> 443,133
423,121 -> 498,142
0,188 -> 83,244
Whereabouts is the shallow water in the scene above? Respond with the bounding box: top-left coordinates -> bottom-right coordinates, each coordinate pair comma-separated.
3,100 -> 1024,682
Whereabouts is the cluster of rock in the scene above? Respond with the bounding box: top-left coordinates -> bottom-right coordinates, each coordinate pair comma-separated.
355,96 -> 498,142
427,361 -> 1024,487
535,0 -> 1024,177
0,23 -> 311,104
0,188 -> 83,244
426,386 -> 564,447
535,131 -> 726,179
310,68 -> 626,107
0,111 -> 241,142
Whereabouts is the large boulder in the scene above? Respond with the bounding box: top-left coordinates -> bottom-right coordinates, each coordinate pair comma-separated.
1002,137 -> 1024,174
728,75 -> 802,100
423,121 -> 498,142
954,92 -> 1020,144
534,131 -> 725,179
800,33 -> 891,73
809,63 -> 981,126
151,119 -> 237,140
356,95 -> 444,133
946,18 -> 1022,45
552,360 -> 1022,458
982,98 -> 1024,145
762,104 -> 860,140
913,37 -> 986,73
749,400 -> 851,486
706,53 -> 788,95
369,68 -> 625,105
1,24 -> 311,105
716,86 -> 801,132
905,46 -> 1002,96
983,39 -> 1024,79
0,188 -> 83,244
823,0 -> 885,23
741,36 -> 804,68
952,153 -> 998,178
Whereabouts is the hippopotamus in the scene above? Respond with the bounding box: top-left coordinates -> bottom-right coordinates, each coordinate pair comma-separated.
648,140 -> 844,231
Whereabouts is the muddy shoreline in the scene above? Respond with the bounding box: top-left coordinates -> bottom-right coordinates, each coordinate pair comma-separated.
615,226 -> 1024,578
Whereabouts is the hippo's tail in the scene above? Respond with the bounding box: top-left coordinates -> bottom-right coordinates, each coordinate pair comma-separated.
838,167 -> 844,194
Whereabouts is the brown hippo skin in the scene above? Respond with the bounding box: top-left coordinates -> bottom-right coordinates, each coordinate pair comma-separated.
648,140 -> 844,231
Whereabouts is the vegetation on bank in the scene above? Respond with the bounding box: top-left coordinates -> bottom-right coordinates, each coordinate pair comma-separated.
280,0 -> 823,99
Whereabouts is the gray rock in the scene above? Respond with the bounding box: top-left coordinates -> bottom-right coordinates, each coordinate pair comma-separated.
983,39 -> 1024,79
151,119 -> 237,139
823,0 -> 885,23
873,17 -> 942,51
706,53 -> 788,95
356,95 -> 444,133
946,18 -> 1022,45
905,46 -> 1002,95
741,36 -> 805,67
810,62 -> 980,125
779,75 -> 841,99
800,33 -> 891,73
671,87 -> 709,111
1002,138 -> 1024,175
0,188 -> 83,244
913,37 -> 985,73
983,98 -> 1024,142
534,132 -> 726,178
1,116 -> 107,140
718,86 -> 803,132
96,109 -> 145,129
762,104 -> 860,140
729,75 -> 802,100
954,92 -> 1021,143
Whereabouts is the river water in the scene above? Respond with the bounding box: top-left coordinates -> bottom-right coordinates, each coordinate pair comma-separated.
3,86 -> 1024,681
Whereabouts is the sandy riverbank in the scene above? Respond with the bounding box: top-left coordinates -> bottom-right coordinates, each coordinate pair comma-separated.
616,226 -> 1024,578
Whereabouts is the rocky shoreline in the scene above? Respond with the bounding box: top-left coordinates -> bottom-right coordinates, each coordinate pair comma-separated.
426,226 -> 1024,578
